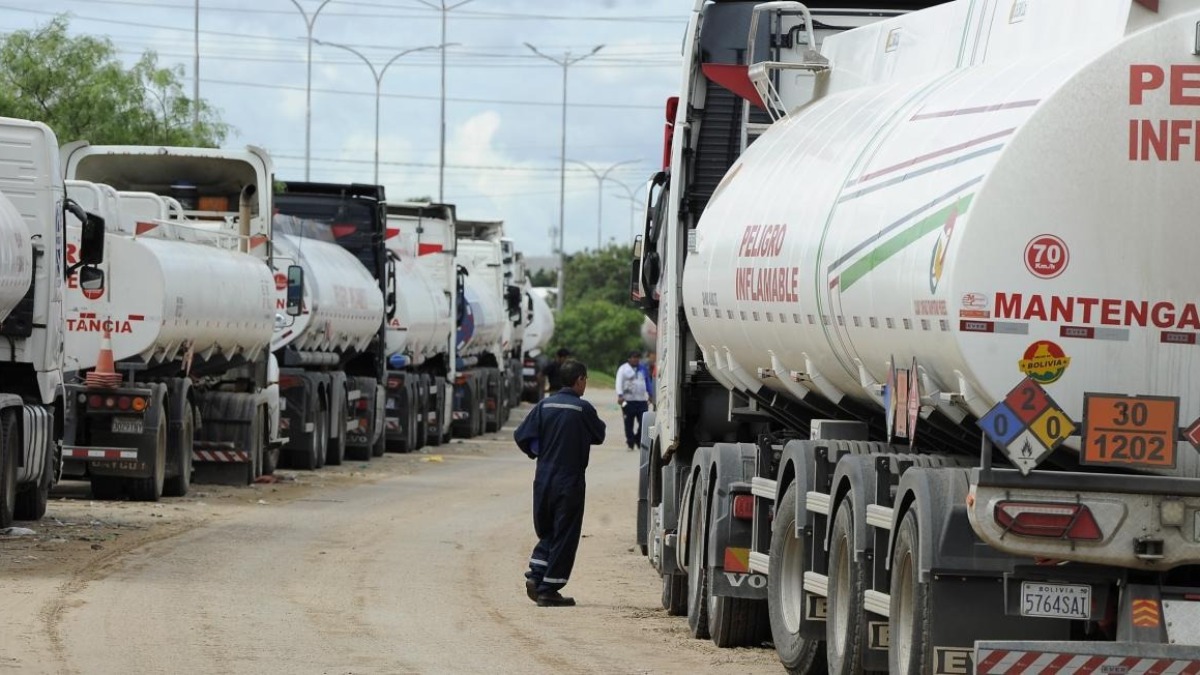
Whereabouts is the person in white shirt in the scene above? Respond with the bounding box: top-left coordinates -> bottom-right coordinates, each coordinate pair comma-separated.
616,351 -> 650,451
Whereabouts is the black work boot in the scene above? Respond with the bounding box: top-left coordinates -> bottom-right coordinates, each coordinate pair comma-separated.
525,580 -> 538,602
536,591 -> 576,607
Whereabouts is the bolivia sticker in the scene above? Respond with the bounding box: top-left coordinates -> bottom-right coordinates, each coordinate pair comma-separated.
1024,234 -> 1069,279
1018,340 -> 1072,384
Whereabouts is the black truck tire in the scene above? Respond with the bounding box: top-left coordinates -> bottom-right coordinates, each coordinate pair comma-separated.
889,509 -> 932,675
767,482 -> 824,674
687,481 -> 711,639
162,404 -> 193,497
825,500 -> 871,675
129,406 -> 167,502
0,410 -> 18,526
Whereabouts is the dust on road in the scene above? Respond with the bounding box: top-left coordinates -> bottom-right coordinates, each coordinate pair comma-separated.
0,401 -> 780,675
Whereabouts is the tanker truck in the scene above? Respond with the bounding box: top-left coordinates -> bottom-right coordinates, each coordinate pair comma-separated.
452,220 -> 520,437
272,182 -> 388,465
60,144 -> 281,495
267,215 -> 382,468
382,201 -> 457,452
0,118 -> 104,525
520,286 -> 555,403
634,1 -> 1200,671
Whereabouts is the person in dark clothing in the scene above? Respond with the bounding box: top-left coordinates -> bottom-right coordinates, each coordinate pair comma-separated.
514,360 -> 606,607
542,348 -> 571,393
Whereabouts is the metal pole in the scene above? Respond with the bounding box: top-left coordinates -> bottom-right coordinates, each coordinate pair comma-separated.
557,58 -> 568,312
438,8 -> 447,201
291,0 -> 333,181
315,40 -> 442,185
415,0 -> 479,202
568,159 -> 638,251
526,44 -> 603,312
193,0 -> 200,133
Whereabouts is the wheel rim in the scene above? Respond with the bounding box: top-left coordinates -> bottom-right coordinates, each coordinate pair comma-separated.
689,489 -> 703,605
895,546 -> 915,671
832,531 -> 850,657
780,515 -> 804,634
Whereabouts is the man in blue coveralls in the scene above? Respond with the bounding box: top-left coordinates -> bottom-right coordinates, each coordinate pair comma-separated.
514,360 -> 606,607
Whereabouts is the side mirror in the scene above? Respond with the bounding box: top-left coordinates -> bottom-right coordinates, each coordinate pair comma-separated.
285,264 -> 304,317
79,266 -> 105,294
64,198 -> 105,274
385,254 -> 397,319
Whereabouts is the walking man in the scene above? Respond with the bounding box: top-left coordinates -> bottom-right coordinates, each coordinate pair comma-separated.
543,348 -> 571,393
616,351 -> 650,451
514,360 -> 606,607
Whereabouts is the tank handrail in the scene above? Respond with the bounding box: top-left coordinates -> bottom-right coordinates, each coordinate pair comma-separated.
747,1 -> 830,120
133,218 -> 247,249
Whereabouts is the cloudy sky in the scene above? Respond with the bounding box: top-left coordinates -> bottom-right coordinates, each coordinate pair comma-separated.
3,0 -> 689,260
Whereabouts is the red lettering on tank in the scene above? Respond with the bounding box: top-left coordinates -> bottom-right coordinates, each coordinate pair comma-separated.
1128,65 -> 1200,162
995,292 -> 1200,330
66,318 -> 133,333
733,266 -> 800,303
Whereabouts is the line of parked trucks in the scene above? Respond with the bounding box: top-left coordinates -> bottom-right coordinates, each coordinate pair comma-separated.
0,116 -> 553,525
633,0 -> 1200,672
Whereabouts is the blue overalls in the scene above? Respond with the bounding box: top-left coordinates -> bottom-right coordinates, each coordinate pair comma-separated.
514,388 -> 606,594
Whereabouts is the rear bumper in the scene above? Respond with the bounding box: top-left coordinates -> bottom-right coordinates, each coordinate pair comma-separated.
969,468 -> 1200,571
975,640 -> 1200,674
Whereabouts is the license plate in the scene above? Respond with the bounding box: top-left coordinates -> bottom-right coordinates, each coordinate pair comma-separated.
112,417 -> 144,434
1020,582 -> 1091,619
522,368 -> 536,377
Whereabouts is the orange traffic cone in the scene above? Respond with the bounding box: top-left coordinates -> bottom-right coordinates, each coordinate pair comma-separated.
85,326 -> 121,389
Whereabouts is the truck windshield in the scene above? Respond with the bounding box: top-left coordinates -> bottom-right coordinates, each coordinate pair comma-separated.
274,193 -> 379,273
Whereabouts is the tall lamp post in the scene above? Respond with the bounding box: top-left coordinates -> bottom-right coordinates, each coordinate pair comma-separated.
414,0 -> 480,202
607,178 -> 646,243
314,40 -> 444,184
567,159 -> 638,250
524,43 -> 604,313
290,0 -> 334,180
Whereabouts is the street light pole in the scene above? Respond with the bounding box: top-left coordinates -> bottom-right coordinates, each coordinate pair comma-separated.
524,43 -> 604,313
414,0 -> 479,202
193,0 -> 200,133
567,159 -> 637,250
290,0 -> 334,181
315,40 -> 443,185
607,178 -> 645,243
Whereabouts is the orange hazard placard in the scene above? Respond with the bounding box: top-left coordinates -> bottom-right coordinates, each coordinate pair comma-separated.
1081,394 -> 1179,469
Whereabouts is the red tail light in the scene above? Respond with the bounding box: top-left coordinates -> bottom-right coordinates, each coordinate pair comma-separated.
279,375 -> 301,389
117,396 -> 131,410
88,394 -> 103,408
732,494 -> 755,521
356,399 -> 369,411
387,377 -> 403,389
994,501 -> 1103,541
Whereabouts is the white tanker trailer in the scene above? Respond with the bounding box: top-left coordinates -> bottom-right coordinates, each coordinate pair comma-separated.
635,1 -> 1200,671
0,118 -> 105,526
520,285 -> 556,403
270,212 -> 385,469
453,235 -> 512,437
382,201 -> 457,453
61,143 -> 282,497
273,182 -> 390,464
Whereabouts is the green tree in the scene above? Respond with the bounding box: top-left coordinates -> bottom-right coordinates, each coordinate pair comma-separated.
528,268 -> 556,287
553,299 -> 644,376
563,243 -> 633,306
0,17 -> 230,146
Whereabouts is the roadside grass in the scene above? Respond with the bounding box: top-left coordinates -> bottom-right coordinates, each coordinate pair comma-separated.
589,371 -> 616,390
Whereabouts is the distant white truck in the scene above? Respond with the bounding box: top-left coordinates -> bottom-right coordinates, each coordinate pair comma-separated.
0,117 -> 104,525
383,201 -> 457,452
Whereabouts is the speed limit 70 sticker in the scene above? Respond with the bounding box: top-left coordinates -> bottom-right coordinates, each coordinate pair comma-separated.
1024,234 -> 1069,279
1081,394 -> 1179,469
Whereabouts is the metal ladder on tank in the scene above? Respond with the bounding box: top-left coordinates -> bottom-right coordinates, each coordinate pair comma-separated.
747,1 -> 831,121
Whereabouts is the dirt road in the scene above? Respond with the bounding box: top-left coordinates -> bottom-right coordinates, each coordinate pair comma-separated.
0,401 -> 779,674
